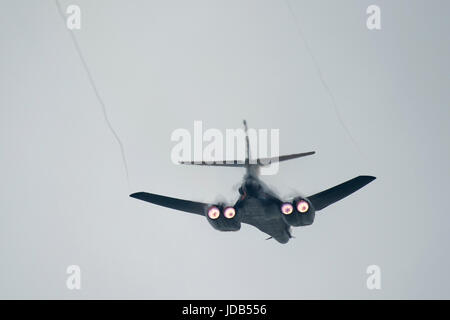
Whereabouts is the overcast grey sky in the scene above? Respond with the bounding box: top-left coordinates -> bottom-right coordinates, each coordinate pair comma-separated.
1,0 -> 449,299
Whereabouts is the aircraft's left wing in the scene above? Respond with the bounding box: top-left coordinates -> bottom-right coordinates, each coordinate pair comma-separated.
130,192 -> 208,216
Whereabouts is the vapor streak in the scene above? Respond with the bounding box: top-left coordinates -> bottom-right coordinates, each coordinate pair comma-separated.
284,0 -> 363,156
54,0 -> 130,186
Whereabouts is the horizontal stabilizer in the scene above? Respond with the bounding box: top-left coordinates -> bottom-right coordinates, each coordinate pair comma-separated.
308,175 -> 376,211
179,160 -> 246,167
179,151 -> 315,167
257,151 -> 315,165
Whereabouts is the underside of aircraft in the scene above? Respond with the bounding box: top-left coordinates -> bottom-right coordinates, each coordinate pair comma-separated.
130,121 -> 376,244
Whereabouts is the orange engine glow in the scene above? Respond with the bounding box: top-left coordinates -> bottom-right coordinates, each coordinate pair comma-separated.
207,206 -> 220,219
296,200 -> 309,213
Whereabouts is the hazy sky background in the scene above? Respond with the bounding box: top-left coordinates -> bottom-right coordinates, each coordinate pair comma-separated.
0,0 -> 449,299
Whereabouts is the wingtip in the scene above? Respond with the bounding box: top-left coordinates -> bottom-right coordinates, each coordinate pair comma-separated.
360,175 -> 377,183
129,192 -> 142,199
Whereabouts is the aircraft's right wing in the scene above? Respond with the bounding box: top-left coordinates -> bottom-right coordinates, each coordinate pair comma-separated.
308,175 -> 376,211
130,192 -> 209,216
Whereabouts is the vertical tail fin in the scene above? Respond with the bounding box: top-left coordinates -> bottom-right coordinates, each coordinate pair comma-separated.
243,120 -> 250,163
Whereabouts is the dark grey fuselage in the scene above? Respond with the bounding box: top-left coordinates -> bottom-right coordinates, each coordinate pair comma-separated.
235,167 -> 292,243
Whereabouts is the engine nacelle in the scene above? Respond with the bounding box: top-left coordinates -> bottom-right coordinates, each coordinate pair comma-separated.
280,197 -> 315,227
205,204 -> 241,231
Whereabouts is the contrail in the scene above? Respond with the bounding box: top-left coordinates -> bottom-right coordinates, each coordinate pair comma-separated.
54,0 -> 130,187
284,0 -> 364,157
